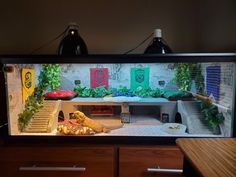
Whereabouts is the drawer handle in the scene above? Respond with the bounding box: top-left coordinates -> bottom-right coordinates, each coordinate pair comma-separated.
147,168 -> 183,173
19,165 -> 86,172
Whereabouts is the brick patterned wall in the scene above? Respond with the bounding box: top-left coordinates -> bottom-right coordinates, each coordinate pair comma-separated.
202,63 -> 234,136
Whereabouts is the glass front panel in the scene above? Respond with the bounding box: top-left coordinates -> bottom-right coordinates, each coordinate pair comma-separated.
5,62 -> 235,137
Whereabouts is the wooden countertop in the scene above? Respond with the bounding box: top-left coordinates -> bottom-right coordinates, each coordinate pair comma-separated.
176,138 -> 236,177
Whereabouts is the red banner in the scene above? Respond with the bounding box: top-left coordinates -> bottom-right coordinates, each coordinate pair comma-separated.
90,68 -> 108,89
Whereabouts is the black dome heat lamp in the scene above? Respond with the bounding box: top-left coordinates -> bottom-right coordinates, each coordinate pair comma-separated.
58,23 -> 88,56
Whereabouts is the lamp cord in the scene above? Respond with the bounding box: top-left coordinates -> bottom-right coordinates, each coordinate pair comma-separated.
30,26 -> 70,54
0,123 -> 8,129
123,32 -> 154,54
30,28 -> 168,55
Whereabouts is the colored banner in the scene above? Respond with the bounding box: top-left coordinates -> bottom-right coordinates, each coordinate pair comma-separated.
90,68 -> 112,115
206,66 -> 220,101
90,68 -> 108,89
22,68 -> 35,103
131,68 -> 149,90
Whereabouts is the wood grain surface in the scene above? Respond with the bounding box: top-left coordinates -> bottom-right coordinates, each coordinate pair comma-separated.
0,146 -> 115,177
176,138 -> 236,177
119,146 -> 183,177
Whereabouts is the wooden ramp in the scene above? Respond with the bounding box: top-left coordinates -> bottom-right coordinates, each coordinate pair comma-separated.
24,100 -> 61,133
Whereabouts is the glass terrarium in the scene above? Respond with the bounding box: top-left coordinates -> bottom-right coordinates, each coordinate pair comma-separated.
2,54 -> 236,137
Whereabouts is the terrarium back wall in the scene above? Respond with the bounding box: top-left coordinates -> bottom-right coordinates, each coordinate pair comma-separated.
0,0 -> 236,54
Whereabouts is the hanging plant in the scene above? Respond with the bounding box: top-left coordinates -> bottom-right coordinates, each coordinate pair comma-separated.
174,63 -> 191,91
18,64 -> 61,131
190,64 -> 205,94
174,63 -> 204,93
38,64 -> 61,92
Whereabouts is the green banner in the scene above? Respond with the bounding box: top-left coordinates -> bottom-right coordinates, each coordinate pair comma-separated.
131,68 -> 149,90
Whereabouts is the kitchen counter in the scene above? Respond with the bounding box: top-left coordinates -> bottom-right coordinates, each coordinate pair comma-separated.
176,138 -> 236,177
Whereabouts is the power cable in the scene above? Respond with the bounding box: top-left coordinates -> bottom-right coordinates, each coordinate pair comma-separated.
124,32 -> 154,54
30,26 -> 70,54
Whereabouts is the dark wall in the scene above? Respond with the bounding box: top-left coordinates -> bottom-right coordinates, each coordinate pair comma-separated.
0,0 -> 235,54
199,0 -> 236,52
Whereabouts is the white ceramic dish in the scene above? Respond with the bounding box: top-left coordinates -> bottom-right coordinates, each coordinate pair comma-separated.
162,123 -> 187,134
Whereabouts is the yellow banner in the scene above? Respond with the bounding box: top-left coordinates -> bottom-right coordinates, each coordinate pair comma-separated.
22,68 -> 34,103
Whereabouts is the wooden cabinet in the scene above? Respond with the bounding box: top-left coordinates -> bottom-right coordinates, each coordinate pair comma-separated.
119,146 -> 183,177
0,145 -> 183,177
0,146 -> 115,177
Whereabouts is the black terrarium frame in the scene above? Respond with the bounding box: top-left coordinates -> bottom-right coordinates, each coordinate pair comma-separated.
0,53 -> 236,144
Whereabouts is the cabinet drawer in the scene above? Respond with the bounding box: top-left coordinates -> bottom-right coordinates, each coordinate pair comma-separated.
119,146 -> 183,177
0,147 -> 114,177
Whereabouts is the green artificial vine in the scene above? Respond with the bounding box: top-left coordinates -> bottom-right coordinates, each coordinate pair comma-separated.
190,64 -> 205,94
174,63 -> 204,94
92,86 -> 113,97
174,63 -> 224,130
18,64 -> 61,131
38,64 -> 61,92
74,85 -> 163,98
200,100 -> 224,131
74,85 -> 113,97
18,91 -> 44,131
174,63 -> 191,91
133,87 -> 162,98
